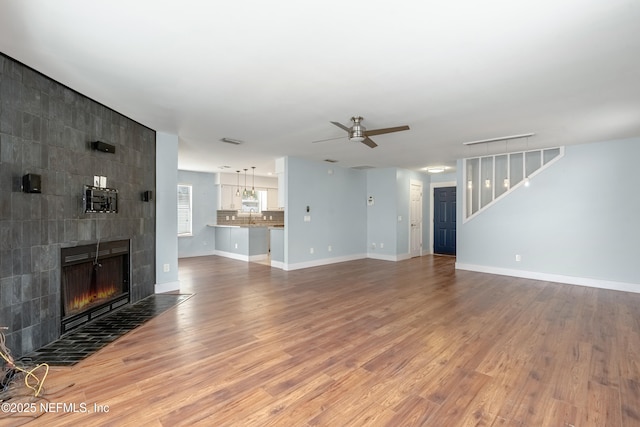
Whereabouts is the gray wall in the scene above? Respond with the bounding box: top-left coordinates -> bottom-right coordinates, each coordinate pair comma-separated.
457,138 -> 640,286
284,157 -> 431,268
285,157 -> 367,267
177,170 -> 216,258
366,168 -> 399,258
0,54 -> 156,356
155,133 -> 179,290
365,168 -> 431,258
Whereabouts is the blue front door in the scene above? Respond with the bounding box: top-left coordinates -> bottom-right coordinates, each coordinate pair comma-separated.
434,187 -> 456,255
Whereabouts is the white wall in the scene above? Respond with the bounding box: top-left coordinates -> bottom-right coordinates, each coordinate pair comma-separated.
456,137 -> 640,291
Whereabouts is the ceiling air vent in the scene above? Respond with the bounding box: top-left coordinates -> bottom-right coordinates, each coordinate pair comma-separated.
220,138 -> 244,145
324,159 -> 338,163
351,165 -> 375,170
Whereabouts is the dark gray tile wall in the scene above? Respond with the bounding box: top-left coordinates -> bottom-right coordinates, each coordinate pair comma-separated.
0,54 -> 156,357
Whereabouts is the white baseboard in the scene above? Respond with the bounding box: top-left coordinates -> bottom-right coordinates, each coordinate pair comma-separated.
214,250 -> 249,262
367,252 -> 412,261
455,262 -> 640,294
270,260 -> 285,270
177,249 -> 216,259
284,253 -> 367,271
155,280 -> 180,294
283,252 -> 422,270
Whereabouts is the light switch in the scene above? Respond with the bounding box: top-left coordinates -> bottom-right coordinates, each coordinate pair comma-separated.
304,215 -> 311,222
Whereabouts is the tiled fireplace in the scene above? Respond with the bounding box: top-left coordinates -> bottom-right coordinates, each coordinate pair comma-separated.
1,52 -> 156,357
60,240 -> 131,333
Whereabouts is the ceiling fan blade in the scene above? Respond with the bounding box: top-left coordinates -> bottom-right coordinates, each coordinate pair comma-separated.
365,125 -> 410,137
312,136 -> 345,143
330,121 -> 350,132
362,137 -> 378,148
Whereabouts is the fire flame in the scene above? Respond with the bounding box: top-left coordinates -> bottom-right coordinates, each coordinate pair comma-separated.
70,284 -> 118,311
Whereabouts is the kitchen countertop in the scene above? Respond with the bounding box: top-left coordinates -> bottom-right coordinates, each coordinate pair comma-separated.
208,224 -> 283,228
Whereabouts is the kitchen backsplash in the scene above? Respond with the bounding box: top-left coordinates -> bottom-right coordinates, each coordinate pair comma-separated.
217,210 -> 284,226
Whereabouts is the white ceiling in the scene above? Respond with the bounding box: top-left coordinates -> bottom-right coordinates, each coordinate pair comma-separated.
1,0 -> 639,176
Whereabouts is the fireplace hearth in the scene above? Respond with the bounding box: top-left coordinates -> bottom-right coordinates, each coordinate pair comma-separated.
60,240 -> 130,333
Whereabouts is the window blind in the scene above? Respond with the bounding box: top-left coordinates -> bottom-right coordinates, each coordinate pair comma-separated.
177,185 -> 192,236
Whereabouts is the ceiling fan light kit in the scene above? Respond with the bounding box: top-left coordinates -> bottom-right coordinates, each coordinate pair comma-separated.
348,116 -> 366,142
317,116 -> 410,149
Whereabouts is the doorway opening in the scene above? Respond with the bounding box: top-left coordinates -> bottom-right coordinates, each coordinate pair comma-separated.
409,180 -> 423,258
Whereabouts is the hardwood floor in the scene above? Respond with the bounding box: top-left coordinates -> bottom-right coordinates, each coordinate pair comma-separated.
13,255 -> 640,426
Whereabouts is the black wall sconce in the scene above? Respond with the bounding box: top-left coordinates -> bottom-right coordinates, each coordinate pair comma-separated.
22,173 -> 42,193
92,140 -> 116,153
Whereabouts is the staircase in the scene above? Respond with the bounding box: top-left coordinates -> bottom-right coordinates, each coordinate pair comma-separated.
463,147 -> 564,221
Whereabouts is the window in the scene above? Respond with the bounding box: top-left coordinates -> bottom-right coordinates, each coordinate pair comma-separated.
177,184 -> 192,236
240,189 -> 268,213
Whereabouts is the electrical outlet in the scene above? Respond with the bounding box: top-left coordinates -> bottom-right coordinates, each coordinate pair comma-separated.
310,247 -> 314,254
328,245 -> 332,252
163,263 -> 170,273
371,243 -> 376,249
515,254 -> 521,262
235,243 -> 238,249
380,243 -> 384,249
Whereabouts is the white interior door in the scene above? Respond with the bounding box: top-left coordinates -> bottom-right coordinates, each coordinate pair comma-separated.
410,180 -> 423,257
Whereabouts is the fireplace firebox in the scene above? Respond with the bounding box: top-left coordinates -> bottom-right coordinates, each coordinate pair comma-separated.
60,240 -> 130,333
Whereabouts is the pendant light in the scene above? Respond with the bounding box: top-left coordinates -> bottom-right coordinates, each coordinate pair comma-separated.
251,166 -> 256,197
242,169 -> 248,197
235,170 -> 240,197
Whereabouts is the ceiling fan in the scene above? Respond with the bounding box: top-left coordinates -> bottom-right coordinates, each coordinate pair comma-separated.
313,116 -> 410,148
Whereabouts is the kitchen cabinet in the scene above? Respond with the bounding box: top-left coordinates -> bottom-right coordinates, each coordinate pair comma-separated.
213,225 -> 269,262
220,185 -> 278,211
220,185 -> 242,210
267,188 -> 279,209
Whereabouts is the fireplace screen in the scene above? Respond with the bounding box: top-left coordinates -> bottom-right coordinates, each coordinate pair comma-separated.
62,256 -> 125,317
60,240 -> 130,332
